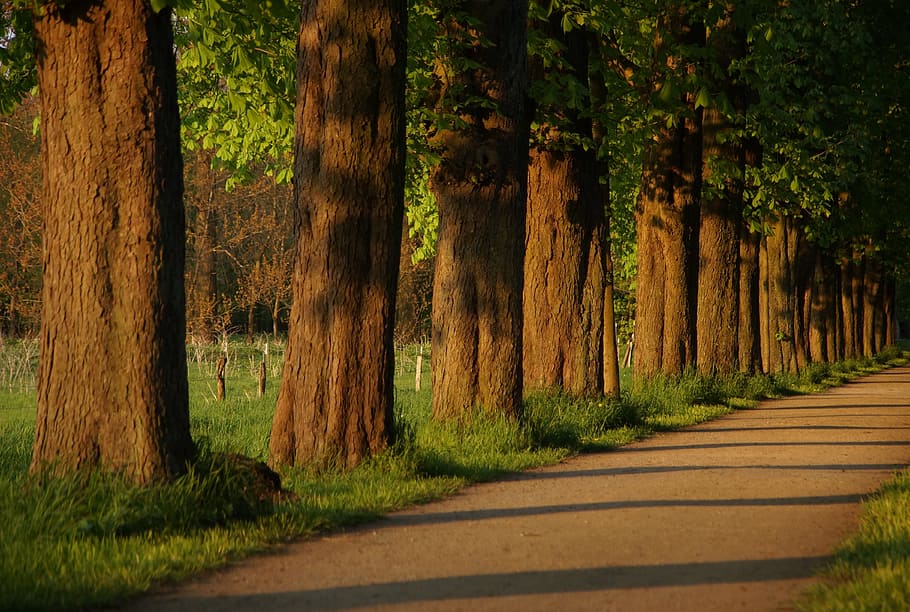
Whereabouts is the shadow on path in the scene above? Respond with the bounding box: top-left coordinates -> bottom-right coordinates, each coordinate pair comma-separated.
177,556 -> 831,609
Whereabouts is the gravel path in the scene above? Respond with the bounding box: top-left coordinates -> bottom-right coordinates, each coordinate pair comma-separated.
128,366 -> 910,611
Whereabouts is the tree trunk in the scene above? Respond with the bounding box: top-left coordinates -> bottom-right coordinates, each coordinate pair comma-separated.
863,258 -> 881,356
269,0 -> 406,469
524,148 -> 606,396
883,275 -> 896,346
807,253 -> 835,363
839,261 -> 857,360
247,302 -> 255,345
430,0 -> 528,420
762,215 -> 798,374
696,104 -> 741,374
192,155 -> 219,344
792,230 -> 812,370
30,1 -> 192,483
738,226 -> 761,373
633,8 -> 702,380
851,260 -> 865,357
524,21 -> 605,398
588,54 -> 620,397
696,7 -> 745,375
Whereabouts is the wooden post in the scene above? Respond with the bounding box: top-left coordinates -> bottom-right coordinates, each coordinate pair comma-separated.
258,359 -> 267,398
622,333 -> 634,369
216,356 -> 227,401
415,344 -> 423,392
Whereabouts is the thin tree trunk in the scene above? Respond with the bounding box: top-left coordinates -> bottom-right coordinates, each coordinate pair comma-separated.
270,0 -> 406,469
430,0 -> 528,420
31,0 -> 192,483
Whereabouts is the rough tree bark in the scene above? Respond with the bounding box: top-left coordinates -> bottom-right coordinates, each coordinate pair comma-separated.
269,0 -> 406,468
862,257 -> 882,356
634,7 -> 702,380
430,0 -> 528,420
30,0 -> 193,483
524,19 -> 606,397
696,8 -> 743,375
738,226 -> 761,373
696,104 -> 740,374
524,148 -> 606,397
839,259 -> 858,360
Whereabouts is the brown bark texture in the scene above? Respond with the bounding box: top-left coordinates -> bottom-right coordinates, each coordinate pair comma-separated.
634,119 -> 701,379
760,215 -> 798,374
839,261 -> 858,360
633,8 -> 702,380
696,105 -> 741,374
738,227 -> 761,373
30,0 -> 193,483
524,148 -> 606,397
524,20 -> 605,398
430,0 -> 528,420
269,0 -> 406,468
696,9 -> 744,375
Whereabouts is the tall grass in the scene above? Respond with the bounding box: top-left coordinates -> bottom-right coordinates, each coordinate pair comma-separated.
0,338 -> 905,611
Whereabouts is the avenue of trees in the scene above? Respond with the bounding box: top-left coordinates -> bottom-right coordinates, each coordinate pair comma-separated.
1,0 -> 909,479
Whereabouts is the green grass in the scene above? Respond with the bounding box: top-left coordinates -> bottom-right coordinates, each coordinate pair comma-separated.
799,470 -> 910,611
0,339 -> 905,611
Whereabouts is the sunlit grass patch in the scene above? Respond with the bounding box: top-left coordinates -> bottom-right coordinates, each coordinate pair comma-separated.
799,469 -> 910,611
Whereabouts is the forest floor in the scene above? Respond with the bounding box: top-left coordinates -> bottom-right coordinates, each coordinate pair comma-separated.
125,366 -> 910,611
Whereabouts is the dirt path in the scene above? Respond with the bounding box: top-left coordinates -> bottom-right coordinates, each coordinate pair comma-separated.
128,367 -> 910,611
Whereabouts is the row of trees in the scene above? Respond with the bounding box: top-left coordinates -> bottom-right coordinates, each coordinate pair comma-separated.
1,0 -> 908,480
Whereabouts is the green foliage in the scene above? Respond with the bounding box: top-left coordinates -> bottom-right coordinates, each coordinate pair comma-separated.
0,6 -> 35,115
175,0 -> 297,183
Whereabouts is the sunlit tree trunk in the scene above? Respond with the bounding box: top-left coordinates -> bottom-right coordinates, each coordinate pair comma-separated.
633,7 -> 702,380
524,19 -> 605,398
430,0 -> 528,420
270,0 -> 406,469
31,0 -> 193,483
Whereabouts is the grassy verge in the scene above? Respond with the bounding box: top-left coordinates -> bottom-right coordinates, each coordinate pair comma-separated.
0,341 -> 905,611
800,471 -> 910,610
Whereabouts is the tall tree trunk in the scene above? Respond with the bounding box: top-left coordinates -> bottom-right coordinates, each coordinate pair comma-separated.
269,0 -> 406,469
589,51 -> 621,397
807,253 -> 835,363
738,226 -> 761,373
634,8 -> 702,380
851,260 -> 865,358
696,7 -> 744,375
634,120 -> 701,378
31,1 -> 193,483
195,162 -> 219,343
883,275 -> 896,346
430,1 -> 528,420
696,104 -> 741,374
863,258 -> 881,356
524,19 -> 604,397
762,215 -> 798,374
792,231 -> 813,370
738,139 -> 762,374
524,148 -> 605,396
839,260 -> 857,360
